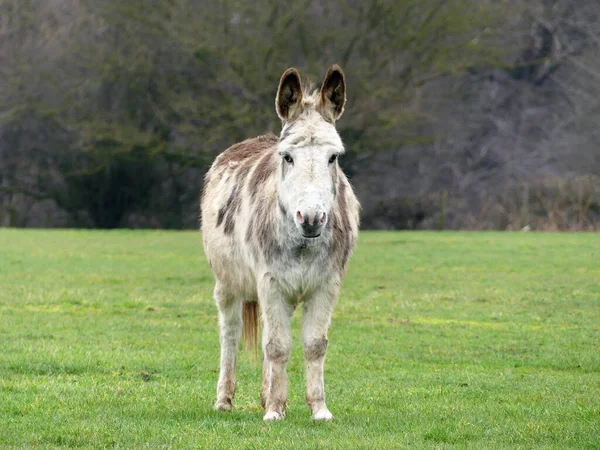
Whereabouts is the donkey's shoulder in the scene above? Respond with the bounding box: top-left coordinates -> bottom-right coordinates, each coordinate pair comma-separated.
214,133 -> 278,169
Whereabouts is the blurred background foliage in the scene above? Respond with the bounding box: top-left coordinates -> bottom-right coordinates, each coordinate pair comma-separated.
1,0 -> 599,229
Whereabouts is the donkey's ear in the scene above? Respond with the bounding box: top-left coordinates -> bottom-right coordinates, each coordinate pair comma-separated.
276,68 -> 303,122
318,64 -> 346,122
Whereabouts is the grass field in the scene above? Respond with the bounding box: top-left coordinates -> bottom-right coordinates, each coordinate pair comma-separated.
0,230 -> 599,449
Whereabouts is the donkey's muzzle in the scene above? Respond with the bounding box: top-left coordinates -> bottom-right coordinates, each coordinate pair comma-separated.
296,210 -> 327,238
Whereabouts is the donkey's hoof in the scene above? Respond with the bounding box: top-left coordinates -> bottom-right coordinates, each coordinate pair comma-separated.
313,407 -> 333,421
214,399 -> 233,412
263,410 -> 285,421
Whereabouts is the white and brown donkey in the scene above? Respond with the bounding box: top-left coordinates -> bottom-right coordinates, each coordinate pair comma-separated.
201,65 -> 359,421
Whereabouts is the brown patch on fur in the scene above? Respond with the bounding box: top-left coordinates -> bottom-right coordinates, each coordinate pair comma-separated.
332,181 -> 352,270
224,185 -> 241,235
338,182 -> 348,222
217,184 -> 238,230
215,134 -> 278,170
255,196 -> 282,262
249,151 -> 277,200
224,210 -> 236,234
236,158 -> 254,189
244,191 -> 281,263
216,208 -> 225,227
206,135 -> 276,230
266,339 -> 290,364
304,336 -> 328,361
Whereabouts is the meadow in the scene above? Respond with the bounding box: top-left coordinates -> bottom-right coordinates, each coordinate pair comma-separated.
1,230 -> 598,449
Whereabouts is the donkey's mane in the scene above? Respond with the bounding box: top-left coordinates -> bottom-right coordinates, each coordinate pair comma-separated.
300,77 -> 316,95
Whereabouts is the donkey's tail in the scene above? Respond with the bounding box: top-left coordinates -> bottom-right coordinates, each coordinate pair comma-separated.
242,301 -> 259,361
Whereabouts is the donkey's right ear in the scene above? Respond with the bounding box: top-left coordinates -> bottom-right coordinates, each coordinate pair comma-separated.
276,68 -> 303,122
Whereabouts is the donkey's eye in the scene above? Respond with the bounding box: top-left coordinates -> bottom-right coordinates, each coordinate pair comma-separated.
328,154 -> 338,164
283,154 -> 293,164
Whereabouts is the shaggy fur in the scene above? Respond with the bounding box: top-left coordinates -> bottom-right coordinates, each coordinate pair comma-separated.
201,65 -> 359,421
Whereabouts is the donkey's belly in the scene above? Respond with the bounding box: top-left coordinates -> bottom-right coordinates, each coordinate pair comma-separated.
209,247 -> 259,301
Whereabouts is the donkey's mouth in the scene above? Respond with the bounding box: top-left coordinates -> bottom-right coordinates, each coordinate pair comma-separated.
302,233 -> 321,239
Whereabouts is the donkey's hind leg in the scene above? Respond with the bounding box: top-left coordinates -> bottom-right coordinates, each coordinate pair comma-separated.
214,282 -> 243,411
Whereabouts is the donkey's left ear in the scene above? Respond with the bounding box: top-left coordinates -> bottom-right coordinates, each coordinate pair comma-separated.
276,68 -> 303,122
318,64 -> 346,123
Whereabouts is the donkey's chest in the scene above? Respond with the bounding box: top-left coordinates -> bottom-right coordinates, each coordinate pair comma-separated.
270,245 -> 334,292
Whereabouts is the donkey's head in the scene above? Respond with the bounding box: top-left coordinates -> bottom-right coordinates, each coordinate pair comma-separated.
275,65 -> 346,240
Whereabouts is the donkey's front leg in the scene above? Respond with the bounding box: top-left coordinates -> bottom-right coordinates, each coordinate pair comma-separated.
302,285 -> 338,421
214,283 -> 242,411
259,276 -> 293,421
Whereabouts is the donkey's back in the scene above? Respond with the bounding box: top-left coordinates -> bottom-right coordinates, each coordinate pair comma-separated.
202,133 -> 280,298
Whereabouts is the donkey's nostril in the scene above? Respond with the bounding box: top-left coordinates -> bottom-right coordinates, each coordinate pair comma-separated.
320,212 -> 327,224
296,211 -> 304,224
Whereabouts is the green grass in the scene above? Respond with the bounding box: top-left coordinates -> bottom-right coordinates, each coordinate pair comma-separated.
1,230 -> 599,449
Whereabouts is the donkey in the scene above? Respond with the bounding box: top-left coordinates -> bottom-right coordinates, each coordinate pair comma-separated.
201,65 -> 359,421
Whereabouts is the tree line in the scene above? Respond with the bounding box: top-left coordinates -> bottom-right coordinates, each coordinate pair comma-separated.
1,0 -> 598,229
